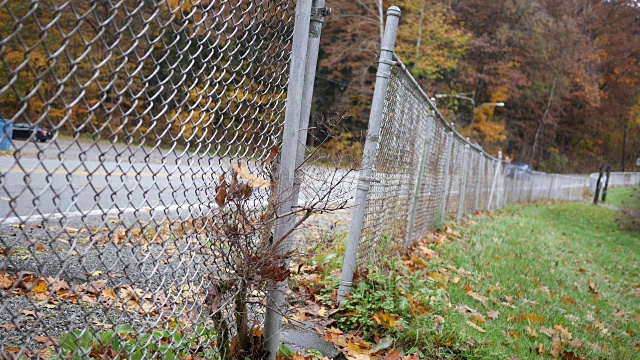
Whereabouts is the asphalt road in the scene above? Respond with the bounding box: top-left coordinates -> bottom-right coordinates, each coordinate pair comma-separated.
0,139 -> 356,225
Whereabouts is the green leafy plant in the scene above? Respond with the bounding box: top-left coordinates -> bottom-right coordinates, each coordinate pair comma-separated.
54,324 -> 219,360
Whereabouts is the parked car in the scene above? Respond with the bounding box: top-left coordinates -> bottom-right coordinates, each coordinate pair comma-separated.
11,123 -> 53,142
507,162 -> 532,178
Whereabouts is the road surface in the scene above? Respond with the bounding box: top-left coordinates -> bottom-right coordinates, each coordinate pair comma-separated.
0,139 -> 356,225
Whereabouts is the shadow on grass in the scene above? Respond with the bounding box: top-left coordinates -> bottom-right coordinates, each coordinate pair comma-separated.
610,187 -> 640,232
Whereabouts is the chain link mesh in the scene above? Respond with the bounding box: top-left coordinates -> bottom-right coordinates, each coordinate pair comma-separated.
356,59 -> 594,262
0,0 -> 295,358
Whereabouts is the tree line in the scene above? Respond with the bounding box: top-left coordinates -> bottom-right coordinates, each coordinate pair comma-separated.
314,0 -> 640,172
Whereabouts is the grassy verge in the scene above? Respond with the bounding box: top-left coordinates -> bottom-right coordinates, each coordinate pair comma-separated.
604,187 -> 639,210
297,202 -> 640,359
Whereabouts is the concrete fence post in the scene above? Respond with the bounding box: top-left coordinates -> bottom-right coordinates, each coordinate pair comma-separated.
439,132 -> 454,222
337,6 -> 402,303
547,174 -> 556,200
457,144 -> 470,221
405,110 -> 435,248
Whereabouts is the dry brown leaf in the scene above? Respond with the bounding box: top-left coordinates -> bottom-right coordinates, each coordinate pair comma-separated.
233,163 -> 270,189
467,291 -> 488,306
525,326 -> 538,338
373,312 -> 399,329
587,281 -> 598,295
428,272 -> 445,282
540,326 -> 556,338
536,343 -> 545,355
0,324 -> 15,331
551,336 -> 562,358
553,324 -> 572,341
487,310 -> 500,319
525,313 -> 545,323
33,336 -> 56,346
20,310 -> 39,318
265,145 -> 279,167
31,279 -> 48,294
215,174 -> 227,208
508,329 -> 521,340
470,313 -> 486,325
466,320 -> 486,333
561,296 -> 576,305
0,272 -> 14,290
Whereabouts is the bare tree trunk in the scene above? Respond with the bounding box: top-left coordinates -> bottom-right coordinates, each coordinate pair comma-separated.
414,4 -> 425,69
378,0 -> 384,47
622,117 -> 630,171
531,77 -> 557,165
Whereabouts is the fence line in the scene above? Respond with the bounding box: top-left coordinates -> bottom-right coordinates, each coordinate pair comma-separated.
336,7 -> 640,301
1,2 -> 639,356
0,0 -> 306,359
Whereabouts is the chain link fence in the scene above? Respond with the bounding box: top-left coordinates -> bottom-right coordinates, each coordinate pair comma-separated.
0,0 -> 298,358
347,52 -> 597,268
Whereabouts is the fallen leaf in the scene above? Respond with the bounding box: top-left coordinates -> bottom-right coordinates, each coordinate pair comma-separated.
537,343 -> 545,355
553,324 -> 572,341
0,324 -> 15,331
470,313 -> 487,325
525,326 -> 537,338
613,310 -> 625,318
551,336 -> 562,358
587,281 -> 598,295
265,145 -> 279,167
467,291 -> 488,306
31,279 -> 48,294
33,336 -> 56,346
508,329 -> 521,340
561,351 -> 581,360
561,297 -> 576,305
233,163 -> 270,189
373,312 -> 399,329
540,326 -> 555,338
487,310 -> 500,319
466,320 -> 486,333
20,310 -> 39,318
88,271 -> 103,277
525,313 -> 545,323
372,337 -> 393,353
215,174 -> 227,208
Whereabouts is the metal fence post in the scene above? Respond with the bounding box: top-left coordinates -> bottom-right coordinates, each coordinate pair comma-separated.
593,166 -> 604,205
405,110 -> 435,247
337,6 -> 401,303
503,157 -> 511,207
457,144 -> 470,221
601,165 -> 611,202
487,152 -> 502,210
439,132 -> 454,222
474,152 -> 483,212
264,0 -> 314,355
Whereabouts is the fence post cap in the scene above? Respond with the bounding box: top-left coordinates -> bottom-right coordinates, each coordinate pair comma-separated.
387,6 -> 401,17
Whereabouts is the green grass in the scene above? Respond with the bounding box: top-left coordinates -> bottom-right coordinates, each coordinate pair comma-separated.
604,187 -> 639,210
331,202 -> 640,359
426,203 -> 640,358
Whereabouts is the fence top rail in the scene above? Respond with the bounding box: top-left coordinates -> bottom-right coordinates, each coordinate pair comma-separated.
393,54 -> 501,162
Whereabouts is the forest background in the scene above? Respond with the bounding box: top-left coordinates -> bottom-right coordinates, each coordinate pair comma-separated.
1,0 -> 639,172
314,0 -> 640,172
